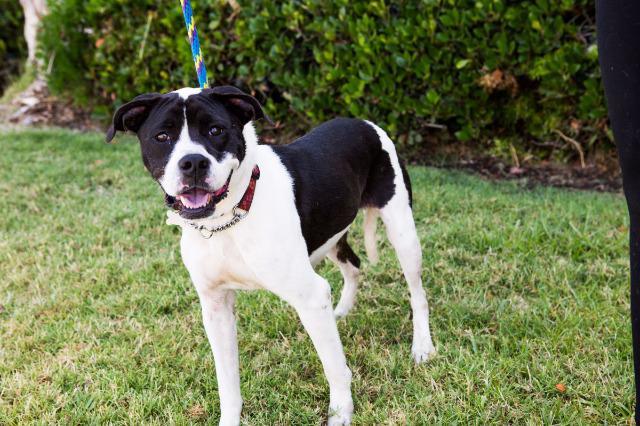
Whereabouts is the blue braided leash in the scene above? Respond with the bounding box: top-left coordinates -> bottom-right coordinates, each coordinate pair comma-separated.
180,0 -> 209,88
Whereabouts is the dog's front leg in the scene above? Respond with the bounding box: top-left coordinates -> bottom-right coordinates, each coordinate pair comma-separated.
278,274 -> 353,425
198,289 -> 242,426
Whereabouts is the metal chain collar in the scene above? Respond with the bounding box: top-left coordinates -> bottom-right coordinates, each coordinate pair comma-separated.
187,206 -> 249,239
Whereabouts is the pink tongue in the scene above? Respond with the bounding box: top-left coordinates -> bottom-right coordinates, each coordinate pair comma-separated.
180,189 -> 210,209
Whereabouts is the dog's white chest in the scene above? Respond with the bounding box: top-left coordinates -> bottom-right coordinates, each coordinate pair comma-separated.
179,229 -> 262,291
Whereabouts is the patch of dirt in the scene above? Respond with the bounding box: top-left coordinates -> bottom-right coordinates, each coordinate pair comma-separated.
186,404 -> 207,420
4,78 -> 100,131
437,156 -> 622,193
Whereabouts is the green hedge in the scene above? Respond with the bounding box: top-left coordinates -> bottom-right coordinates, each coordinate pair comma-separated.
40,0 -> 608,161
0,1 -> 26,96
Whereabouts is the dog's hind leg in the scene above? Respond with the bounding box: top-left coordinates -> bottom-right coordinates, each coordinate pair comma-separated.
380,197 -> 436,363
363,208 -> 379,264
364,120 -> 436,363
328,233 -> 361,319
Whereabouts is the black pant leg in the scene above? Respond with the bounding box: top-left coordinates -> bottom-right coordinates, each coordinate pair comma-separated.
597,1 -> 640,421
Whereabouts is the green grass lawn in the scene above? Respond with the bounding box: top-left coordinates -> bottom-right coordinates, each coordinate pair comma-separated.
0,129 -> 633,424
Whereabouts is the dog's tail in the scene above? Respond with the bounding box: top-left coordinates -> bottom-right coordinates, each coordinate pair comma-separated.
363,208 -> 379,264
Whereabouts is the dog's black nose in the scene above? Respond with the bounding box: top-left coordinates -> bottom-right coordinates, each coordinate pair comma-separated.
179,154 -> 210,177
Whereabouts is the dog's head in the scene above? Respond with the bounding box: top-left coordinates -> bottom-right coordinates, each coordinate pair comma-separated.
106,86 -> 267,220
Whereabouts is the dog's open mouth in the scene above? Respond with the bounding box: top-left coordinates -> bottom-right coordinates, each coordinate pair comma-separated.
178,188 -> 215,210
166,172 -> 232,219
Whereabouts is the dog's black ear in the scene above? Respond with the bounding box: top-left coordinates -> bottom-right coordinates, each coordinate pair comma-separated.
204,85 -> 272,125
106,93 -> 162,143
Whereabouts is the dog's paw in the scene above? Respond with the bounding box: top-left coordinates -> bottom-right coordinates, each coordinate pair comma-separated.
327,403 -> 353,426
412,337 -> 437,364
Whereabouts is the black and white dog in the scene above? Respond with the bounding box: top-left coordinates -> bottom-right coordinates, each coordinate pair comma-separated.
106,86 -> 436,425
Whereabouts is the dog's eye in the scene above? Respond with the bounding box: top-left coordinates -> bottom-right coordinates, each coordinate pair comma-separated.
155,132 -> 170,143
208,126 -> 223,137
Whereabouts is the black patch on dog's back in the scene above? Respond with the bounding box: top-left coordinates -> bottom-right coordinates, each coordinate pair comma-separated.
271,118 -> 399,254
361,149 -> 396,208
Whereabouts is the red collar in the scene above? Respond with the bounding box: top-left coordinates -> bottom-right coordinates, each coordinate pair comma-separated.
236,165 -> 260,212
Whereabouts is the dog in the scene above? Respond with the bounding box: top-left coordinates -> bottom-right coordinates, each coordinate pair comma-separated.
106,85 -> 436,425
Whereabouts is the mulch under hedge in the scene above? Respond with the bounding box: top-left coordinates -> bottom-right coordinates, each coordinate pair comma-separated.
437,156 -> 622,193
